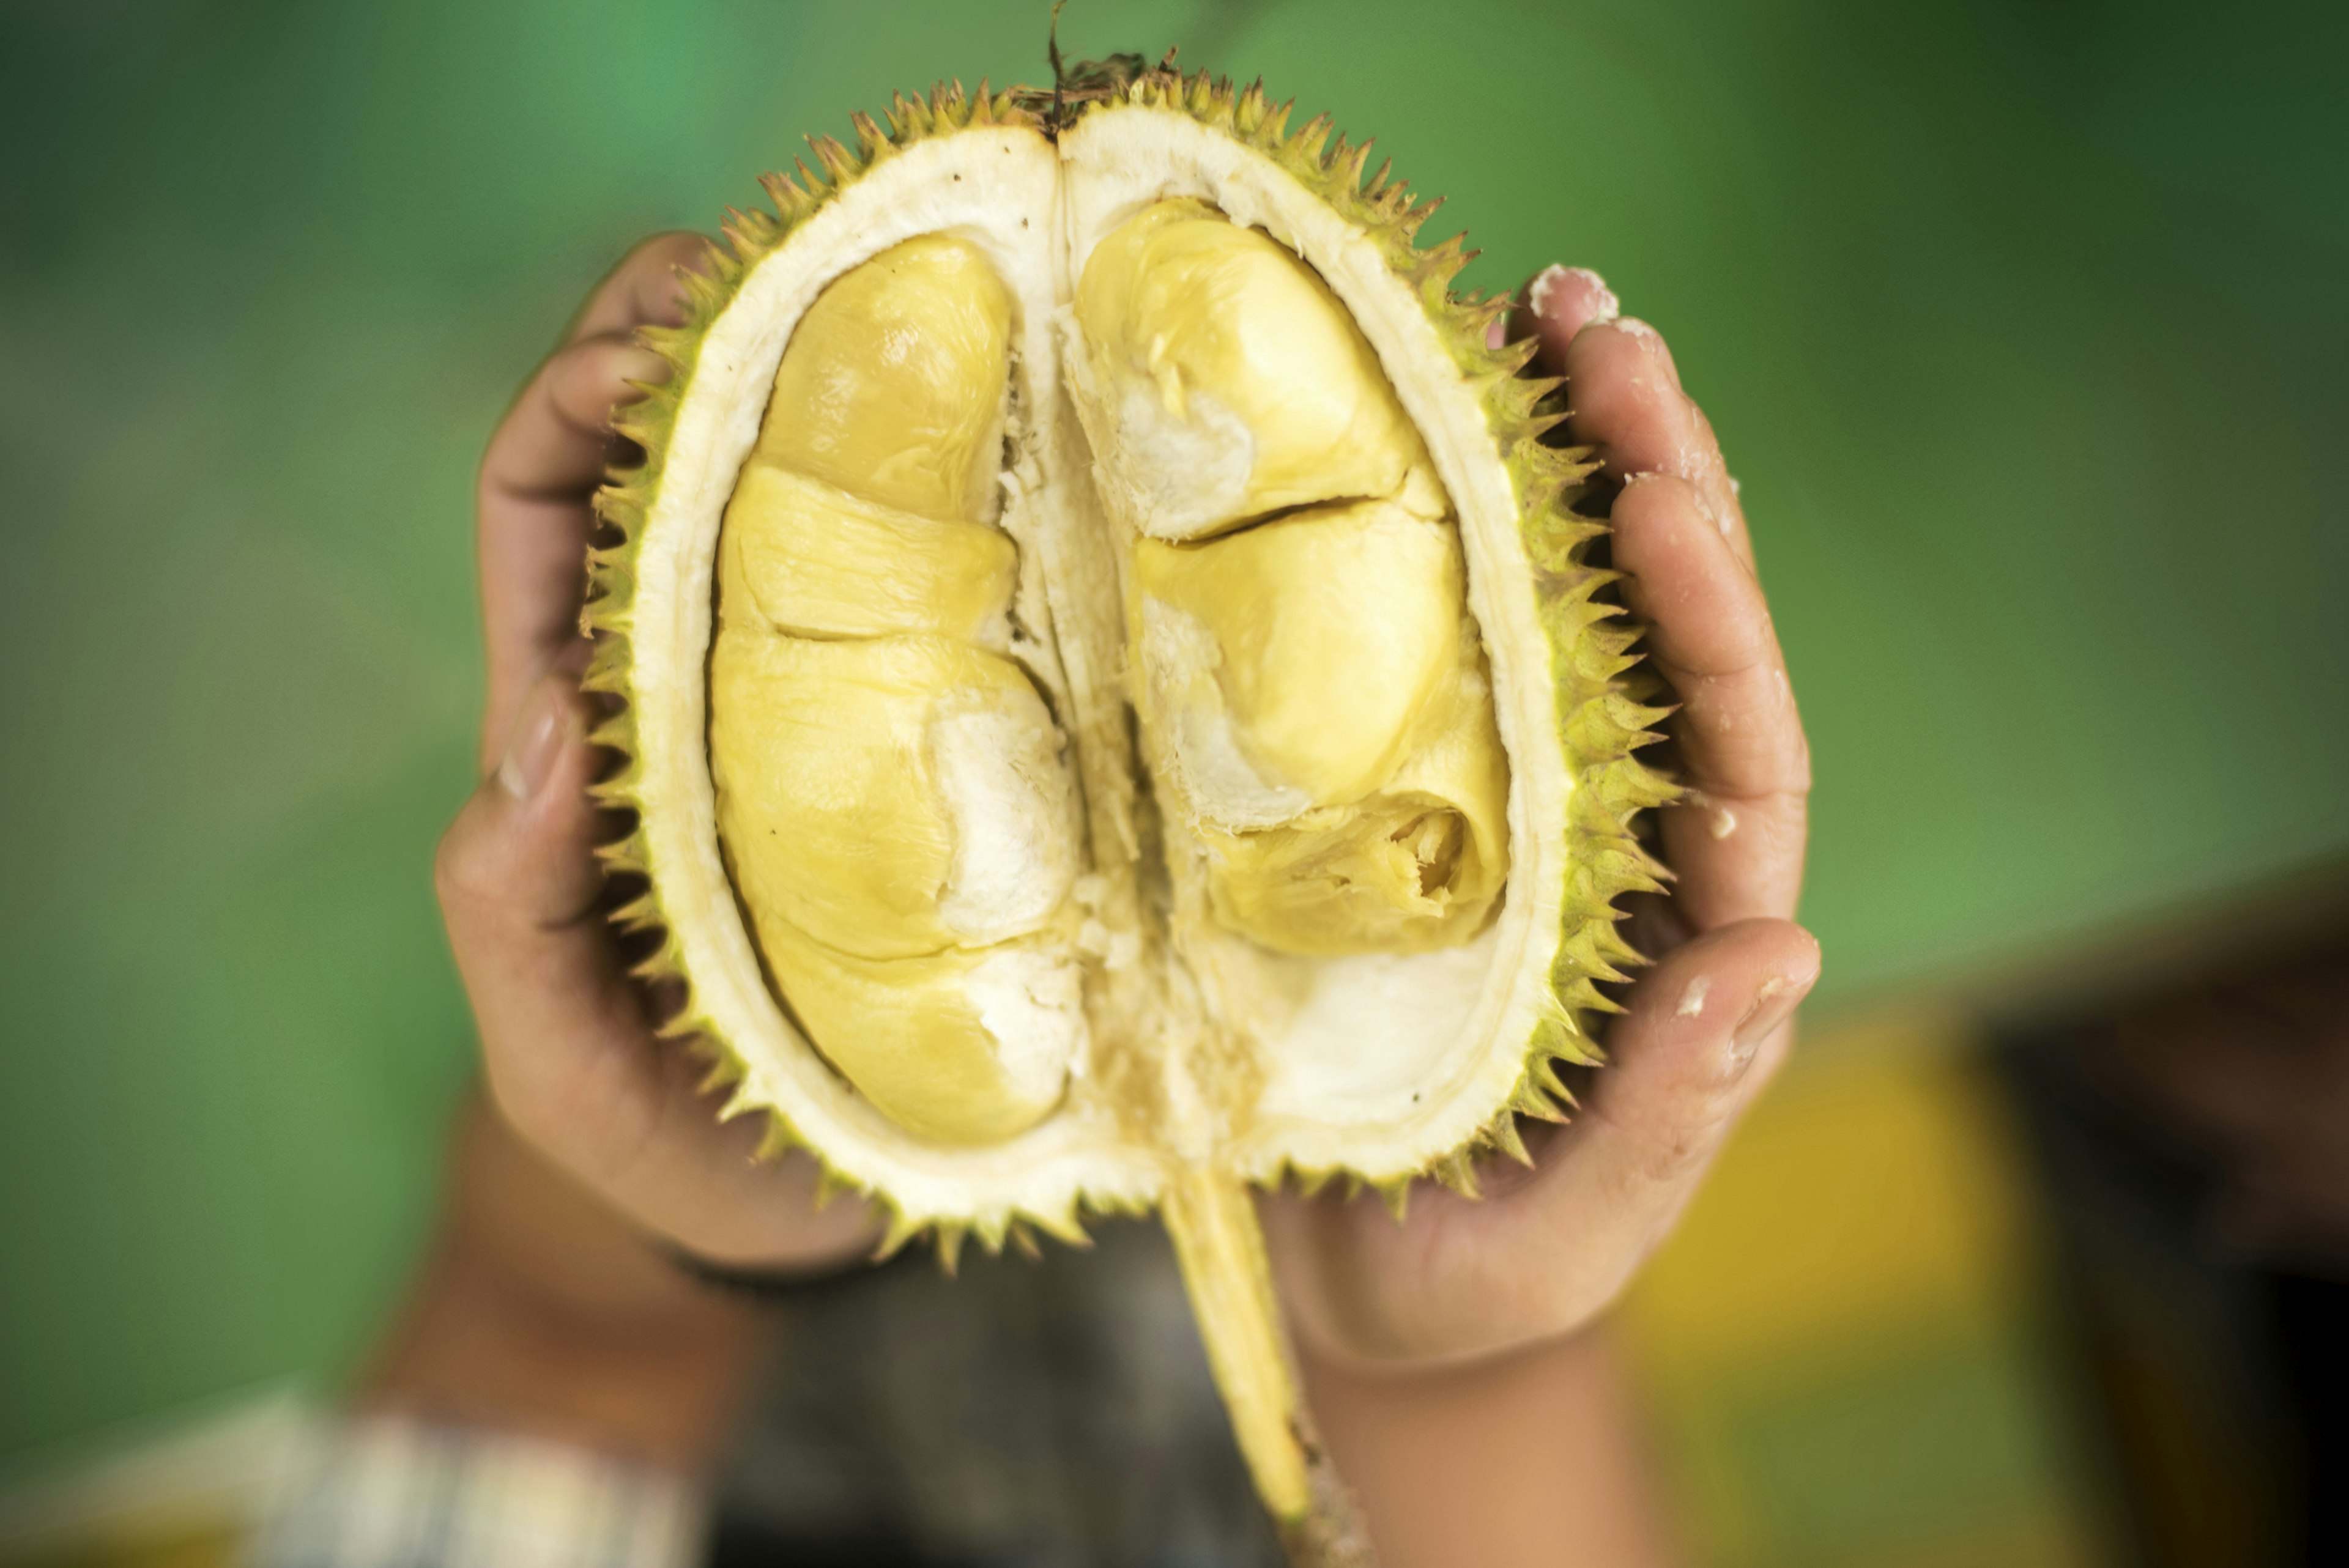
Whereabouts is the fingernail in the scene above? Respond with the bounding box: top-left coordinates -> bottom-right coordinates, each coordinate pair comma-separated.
497,674 -> 577,801
1726,973 -> 1814,1074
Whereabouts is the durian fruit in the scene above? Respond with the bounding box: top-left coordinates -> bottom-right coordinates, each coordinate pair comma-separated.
585,61 -> 1672,1565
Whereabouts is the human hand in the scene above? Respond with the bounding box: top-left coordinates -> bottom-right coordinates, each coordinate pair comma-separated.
434,234 -> 882,1274
1264,267 -> 1820,1370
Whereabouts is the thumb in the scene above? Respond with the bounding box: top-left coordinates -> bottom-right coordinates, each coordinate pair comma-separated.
437,662 -> 606,936
435,661 -> 649,1148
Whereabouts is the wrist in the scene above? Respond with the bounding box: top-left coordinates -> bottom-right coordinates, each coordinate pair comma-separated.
361,1098 -> 773,1469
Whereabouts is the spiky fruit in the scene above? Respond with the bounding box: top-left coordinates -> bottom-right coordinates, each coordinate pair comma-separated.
585,63 -> 1673,1564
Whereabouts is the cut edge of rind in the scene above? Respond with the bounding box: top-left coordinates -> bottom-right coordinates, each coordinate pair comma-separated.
581,71 -> 1677,1260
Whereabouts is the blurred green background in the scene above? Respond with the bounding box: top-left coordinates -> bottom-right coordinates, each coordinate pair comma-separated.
2,0 -> 2343,1478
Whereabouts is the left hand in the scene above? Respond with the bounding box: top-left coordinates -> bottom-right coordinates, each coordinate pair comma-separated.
1263,268 -> 1820,1370
434,234 -> 883,1273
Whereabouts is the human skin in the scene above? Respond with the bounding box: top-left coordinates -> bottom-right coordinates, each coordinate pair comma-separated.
406,234 -> 1814,1561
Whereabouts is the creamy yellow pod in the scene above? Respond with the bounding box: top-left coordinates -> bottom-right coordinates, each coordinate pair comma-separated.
1131,498 -> 1466,825
754,232 -> 1012,523
709,629 -> 1078,963
748,915 -> 1081,1145
1204,668 -> 1511,956
1074,199 -> 1431,541
720,464 -> 1017,643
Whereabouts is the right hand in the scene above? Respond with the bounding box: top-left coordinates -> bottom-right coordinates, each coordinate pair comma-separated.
1264,268 -> 1819,1372
434,234 -> 881,1272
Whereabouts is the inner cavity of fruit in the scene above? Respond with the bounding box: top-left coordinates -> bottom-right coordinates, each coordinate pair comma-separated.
709,202 -> 1510,1147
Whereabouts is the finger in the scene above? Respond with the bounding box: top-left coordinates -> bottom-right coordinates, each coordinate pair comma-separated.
478,231 -> 708,512
1611,472 -> 1809,927
437,665 -> 654,1154
436,667 -> 878,1268
480,333 -> 675,508
1496,264 -> 1620,350
1560,317 -> 1754,573
566,231 -> 707,342
473,234 -> 709,769
475,333 -> 673,765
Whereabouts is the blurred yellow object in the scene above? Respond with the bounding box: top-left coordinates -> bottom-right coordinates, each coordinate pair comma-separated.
2,1525 -> 236,1568
1618,1012 -> 2104,1568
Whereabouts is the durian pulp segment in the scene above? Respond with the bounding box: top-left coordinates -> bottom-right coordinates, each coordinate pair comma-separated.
1126,497 -> 1510,956
1072,198 -> 1433,542
710,232 -> 1089,1146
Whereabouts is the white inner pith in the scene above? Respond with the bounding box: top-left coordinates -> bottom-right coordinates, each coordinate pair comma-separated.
932,702 -> 1082,944
1099,380 -> 1257,541
628,114 -> 1571,1224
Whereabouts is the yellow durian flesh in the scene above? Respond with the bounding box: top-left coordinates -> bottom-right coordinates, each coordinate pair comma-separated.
752,232 -> 1012,523
721,465 -> 1017,644
1131,498 -> 1468,818
708,233 -> 1083,1147
1201,682 -> 1510,957
1074,198 -> 1434,541
748,920 -> 1083,1145
709,631 -> 1077,960
1099,216 -> 1509,959
707,191 -> 1515,1149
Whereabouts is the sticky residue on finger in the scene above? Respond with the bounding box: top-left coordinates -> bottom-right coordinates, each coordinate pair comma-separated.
1528,264 -> 1620,327
1682,788 -> 1740,841
1676,974 -> 1712,1018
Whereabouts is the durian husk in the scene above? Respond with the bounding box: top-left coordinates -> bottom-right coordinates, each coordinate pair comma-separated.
579,68 -> 1675,1565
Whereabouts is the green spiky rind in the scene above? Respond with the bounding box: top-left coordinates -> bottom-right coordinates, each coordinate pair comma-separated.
1094,71 -> 1680,1204
579,82 -> 1077,1268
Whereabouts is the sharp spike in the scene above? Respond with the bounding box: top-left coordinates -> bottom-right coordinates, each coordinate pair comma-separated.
935,1224 -> 968,1276
874,1210 -> 923,1262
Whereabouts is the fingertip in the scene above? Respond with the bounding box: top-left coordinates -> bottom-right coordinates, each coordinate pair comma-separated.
442,671 -> 606,934
571,231 -> 716,341
1508,264 -> 1621,369
1563,322 -> 1679,460
1532,264 -> 1620,331
547,336 -> 675,437
1614,919 -> 1817,1092
633,231 -> 716,327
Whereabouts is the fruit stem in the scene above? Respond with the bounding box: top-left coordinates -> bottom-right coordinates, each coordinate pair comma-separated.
1162,1166 -> 1378,1567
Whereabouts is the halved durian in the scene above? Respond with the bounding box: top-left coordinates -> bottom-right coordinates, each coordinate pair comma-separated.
585,66 -> 1672,1566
